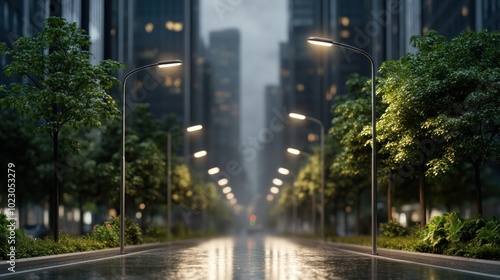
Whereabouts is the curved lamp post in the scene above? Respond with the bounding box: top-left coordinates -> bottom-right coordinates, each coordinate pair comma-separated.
289,112 -> 325,241
308,36 -> 377,255
121,60 -> 182,254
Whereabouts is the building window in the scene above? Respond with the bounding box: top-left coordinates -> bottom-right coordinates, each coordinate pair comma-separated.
340,17 -> 350,27
145,23 -> 154,33
165,21 -> 183,32
296,83 -> 305,92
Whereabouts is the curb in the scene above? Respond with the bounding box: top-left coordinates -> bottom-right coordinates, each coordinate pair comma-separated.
291,237 -> 500,276
0,238 -> 209,275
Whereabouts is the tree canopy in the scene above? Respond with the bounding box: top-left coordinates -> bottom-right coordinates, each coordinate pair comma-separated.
377,30 -> 500,218
0,16 -> 123,241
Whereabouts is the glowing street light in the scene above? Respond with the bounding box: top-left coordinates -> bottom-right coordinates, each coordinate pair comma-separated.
121,60 -> 182,255
289,112 -> 306,120
193,150 -> 207,158
186,124 -> 203,132
272,178 -> 283,186
208,167 -> 220,175
308,36 -> 377,255
218,178 -> 229,186
222,186 -> 232,194
287,147 -> 301,155
278,167 -> 290,175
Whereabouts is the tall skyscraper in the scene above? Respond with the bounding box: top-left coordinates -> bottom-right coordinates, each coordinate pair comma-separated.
207,28 -> 243,203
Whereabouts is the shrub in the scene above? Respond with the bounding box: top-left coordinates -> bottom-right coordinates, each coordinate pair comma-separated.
91,216 -> 142,246
145,223 -> 170,242
474,218 -> 500,245
419,212 -> 462,253
380,220 -> 408,237
0,214 -> 27,260
0,214 -> 11,259
459,216 -> 485,243
443,212 -> 462,244
91,221 -> 119,247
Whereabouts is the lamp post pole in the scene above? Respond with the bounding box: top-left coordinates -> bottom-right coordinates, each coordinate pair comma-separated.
308,36 -> 377,255
167,132 -> 172,231
289,113 -> 325,241
121,60 -> 182,255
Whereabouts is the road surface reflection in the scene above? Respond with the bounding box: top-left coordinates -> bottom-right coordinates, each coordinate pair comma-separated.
2,234 -> 495,279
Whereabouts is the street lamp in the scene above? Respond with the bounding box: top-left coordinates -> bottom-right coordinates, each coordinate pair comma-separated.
287,147 -> 301,155
193,150 -> 207,158
121,60 -> 182,254
207,167 -> 220,175
308,36 -> 377,255
289,112 -> 325,241
167,124 -> 203,232
278,167 -> 290,175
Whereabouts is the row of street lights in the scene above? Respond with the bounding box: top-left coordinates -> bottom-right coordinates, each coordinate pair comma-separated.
120,36 -> 377,255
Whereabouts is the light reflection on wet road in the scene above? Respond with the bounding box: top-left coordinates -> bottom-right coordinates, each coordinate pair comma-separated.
3,234 -> 496,279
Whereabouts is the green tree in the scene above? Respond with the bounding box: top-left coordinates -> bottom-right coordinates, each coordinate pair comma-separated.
378,30 -> 500,219
420,30 -> 500,216
377,32 -> 450,225
0,17 -> 122,241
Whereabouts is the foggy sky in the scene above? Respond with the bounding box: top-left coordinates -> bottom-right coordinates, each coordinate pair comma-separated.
200,0 -> 288,192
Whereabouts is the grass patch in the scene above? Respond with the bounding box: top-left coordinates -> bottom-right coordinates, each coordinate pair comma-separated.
329,235 -> 419,251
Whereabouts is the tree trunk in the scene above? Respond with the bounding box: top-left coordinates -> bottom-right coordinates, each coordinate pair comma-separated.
355,190 -> 361,235
51,129 -> 60,242
474,162 -> 482,216
387,170 -> 393,221
344,198 -> 348,236
419,165 -> 426,226
79,192 -> 84,235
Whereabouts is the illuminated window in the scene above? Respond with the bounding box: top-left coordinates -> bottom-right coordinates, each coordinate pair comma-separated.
110,28 -> 116,36
422,26 -> 429,34
308,133 -> 318,142
145,23 -> 154,33
296,83 -> 305,92
461,6 -> 469,17
164,76 -> 173,87
173,78 -> 182,88
340,30 -> 350,38
215,90 -> 225,98
326,85 -> 337,101
165,21 -> 183,32
340,17 -> 350,27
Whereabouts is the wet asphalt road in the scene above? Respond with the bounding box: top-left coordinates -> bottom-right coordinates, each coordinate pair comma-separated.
2,234 -> 499,279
